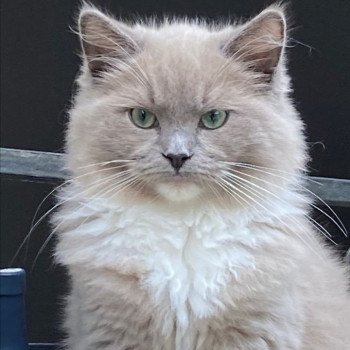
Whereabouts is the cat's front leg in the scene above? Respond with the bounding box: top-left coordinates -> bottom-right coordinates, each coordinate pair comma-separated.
197,291 -> 305,350
63,274 -> 154,350
197,328 -> 303,350
196,332 -> 274,350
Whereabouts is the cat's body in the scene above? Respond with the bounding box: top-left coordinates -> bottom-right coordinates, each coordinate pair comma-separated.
56,189 -> 350,350
54,4 -> 350,349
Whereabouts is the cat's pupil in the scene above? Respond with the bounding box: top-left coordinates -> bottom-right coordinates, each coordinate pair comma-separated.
211,112 -> 219,123
140,110 -> 146,121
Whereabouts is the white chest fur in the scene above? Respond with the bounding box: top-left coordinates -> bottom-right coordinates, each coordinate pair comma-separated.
55,193 -> 300,331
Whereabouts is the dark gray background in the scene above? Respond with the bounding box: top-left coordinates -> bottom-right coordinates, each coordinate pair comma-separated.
1,0 -> 349,343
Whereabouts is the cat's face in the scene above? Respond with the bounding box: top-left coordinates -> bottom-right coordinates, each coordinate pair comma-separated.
66,5 -> 306,206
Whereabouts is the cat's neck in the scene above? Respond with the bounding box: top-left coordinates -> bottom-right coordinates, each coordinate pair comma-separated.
59,180 -> 308,229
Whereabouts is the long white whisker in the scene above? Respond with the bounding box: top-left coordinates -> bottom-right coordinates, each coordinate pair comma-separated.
218,176 -> 259,210
222,174 -> 325,256
213,177 -> 246,207
30,163 -> 131,225
11,169 -> 133,266
207,177 -> 227,207
30,163 -> 132,231
224,172 -> 337,245
78,160 -> 134,169
221,161 -> 313,181
96,175 -> 140,200
226,166 -> 347,237
31,172 -> 138,269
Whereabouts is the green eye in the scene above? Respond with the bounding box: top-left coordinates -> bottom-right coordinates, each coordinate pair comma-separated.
200,110 -> 228,130
130,108 -> 158,129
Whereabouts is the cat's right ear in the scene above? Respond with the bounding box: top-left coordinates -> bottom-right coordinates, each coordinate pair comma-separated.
222,6 -> 286,82
78,6 -> 138,77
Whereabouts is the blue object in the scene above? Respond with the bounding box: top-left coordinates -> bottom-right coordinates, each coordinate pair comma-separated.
0,268 -> 29,350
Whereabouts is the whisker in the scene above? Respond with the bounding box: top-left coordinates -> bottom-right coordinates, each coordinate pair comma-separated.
222,174 -> 325,256
221,161 -> 314,181
224,172 -> 337,245
30,163 -> 131,227
216,176 -> 256,209
11,169 -> 133,266
96,175 -> 140,200
31,172 -> 138,270
78,160 -> 133,169
225,166 -> 347,237
110,176 -> 143,198
207,177 -> 226,206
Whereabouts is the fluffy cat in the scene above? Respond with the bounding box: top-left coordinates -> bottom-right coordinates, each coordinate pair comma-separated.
54,3 -> 350,349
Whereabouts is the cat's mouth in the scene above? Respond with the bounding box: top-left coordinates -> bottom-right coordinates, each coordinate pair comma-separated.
153,173 -> 203,201
169,172 -> 192,181
146,170 -> 196,181
159,173 -> 195,186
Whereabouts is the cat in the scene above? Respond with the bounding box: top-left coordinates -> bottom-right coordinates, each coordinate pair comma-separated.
53,3 -> 350,349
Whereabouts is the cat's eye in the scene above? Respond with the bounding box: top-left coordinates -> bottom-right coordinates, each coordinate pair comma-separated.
130,108 -> 158,129
200,110 -> 228,130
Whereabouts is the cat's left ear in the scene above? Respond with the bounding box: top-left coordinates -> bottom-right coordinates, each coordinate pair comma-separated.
223,6 -> 286,80
78,6 -> 139,77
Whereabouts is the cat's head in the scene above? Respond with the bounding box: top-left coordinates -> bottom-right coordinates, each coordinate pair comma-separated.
66,4 -> 306,207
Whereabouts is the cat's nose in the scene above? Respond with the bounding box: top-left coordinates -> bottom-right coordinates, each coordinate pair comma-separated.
162,153 -> 192,172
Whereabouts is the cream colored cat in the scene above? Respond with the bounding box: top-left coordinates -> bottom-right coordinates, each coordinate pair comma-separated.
54,4 -> 350,349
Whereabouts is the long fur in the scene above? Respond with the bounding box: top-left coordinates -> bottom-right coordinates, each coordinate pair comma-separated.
54,4 -> 350,349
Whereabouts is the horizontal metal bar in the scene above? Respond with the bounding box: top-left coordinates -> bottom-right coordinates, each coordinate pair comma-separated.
1,147 -> 350,206
306,177 -> 350,207
0,148 -> 68,180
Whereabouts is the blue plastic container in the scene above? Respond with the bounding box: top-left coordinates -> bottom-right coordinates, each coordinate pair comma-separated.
0,268 -> 29,350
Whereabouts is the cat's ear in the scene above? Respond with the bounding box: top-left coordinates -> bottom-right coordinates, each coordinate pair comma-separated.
78,6 -> 138,77
223,7 -> 286,80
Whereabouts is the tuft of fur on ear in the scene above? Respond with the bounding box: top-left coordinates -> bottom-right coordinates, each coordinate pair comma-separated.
224,6 -> 286,80
78,6 -> 138,77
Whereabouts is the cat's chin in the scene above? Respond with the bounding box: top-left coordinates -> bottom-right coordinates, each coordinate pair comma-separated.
155,181 -> 202,202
